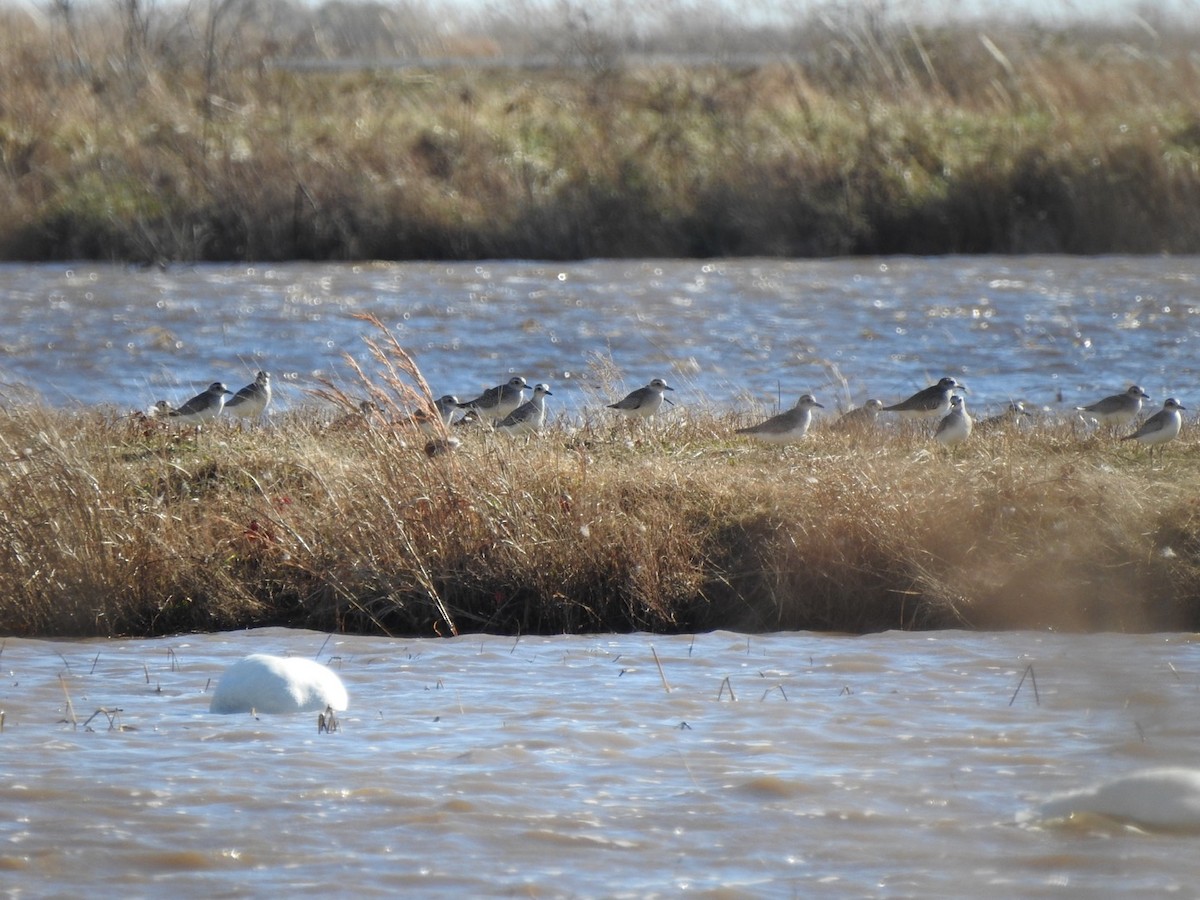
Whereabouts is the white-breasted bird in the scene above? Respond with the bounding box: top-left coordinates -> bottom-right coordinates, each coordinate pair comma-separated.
1121,397 -> 1185,456
736,393 -> 824,444
496,383 -> 552,437
883,377 -> 964,421
607,378 -> 675,420
457,377 -> 528,423
168,382 -> 232,426
934,395 -> 973,448
432,394 -> 460,426
225,371 -> 272,421
1077,384 -> 1150,428
147,399 -> 174,419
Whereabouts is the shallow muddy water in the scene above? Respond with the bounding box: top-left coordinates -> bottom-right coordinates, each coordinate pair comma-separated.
1,256 -> 1197,419
2,628 -> 1199,896
3,258 -> 1200,895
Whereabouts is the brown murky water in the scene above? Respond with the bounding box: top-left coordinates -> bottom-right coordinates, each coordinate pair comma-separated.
2,628 -> 1200,895
3,258 -> 1200,893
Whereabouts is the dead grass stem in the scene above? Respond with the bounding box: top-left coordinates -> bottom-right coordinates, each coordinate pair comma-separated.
0,7 -> 1197,260
4,386 -> 1200,637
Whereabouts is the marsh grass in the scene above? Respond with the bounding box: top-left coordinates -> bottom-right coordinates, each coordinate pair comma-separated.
3,369 -> 1200,637
0,3 -> 1198,260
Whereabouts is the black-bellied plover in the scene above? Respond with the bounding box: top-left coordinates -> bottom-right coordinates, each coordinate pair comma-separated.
1077,384 -> 1150,428
934,394 -> 973,448
607,378 -> 675,420
1121,397 -> 1185,457
457,377 -> 528,423
225,371 -> 272,422
883,377 -> 964,421
496,383 -> 552,437
830,398 -> 883,433
975,399 -> 1033,434
736,393 -> 823,444
168,382 -> 232,426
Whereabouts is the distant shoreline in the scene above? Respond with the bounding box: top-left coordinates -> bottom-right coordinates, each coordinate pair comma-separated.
2,9 -> 1197,263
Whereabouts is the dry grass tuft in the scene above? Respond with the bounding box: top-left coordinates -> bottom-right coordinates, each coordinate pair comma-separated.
3,343 -> 1200,638
0,5 -> 1198,260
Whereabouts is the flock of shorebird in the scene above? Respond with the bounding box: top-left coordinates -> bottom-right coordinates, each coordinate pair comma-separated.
145,370 -> 1187,455
148,371 -> 273,426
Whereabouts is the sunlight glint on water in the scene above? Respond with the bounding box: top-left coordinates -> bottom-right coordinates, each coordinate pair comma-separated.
0,257 -> 1196,418
1,629 -> 1200,894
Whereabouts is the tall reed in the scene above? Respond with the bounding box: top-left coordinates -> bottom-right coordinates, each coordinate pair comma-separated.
2,323 -> 1199,638
0,3 -> 1197,260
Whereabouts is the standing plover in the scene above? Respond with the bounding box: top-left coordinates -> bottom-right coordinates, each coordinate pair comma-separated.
325,400 -> 380,432
168,382 -> 232,426
831,399 -> 884,433
736,393 -> 824,444
405,394 -> 461,433
496,383 -> 552,437
433,394 -> 460,426
607,378 -> 675,420
457,377 -> 528,423
935,395 -> 973,448
1077,384 -> 1150,428
147,400 -> 174,419
1122,397 -> 1185,457
225,371 -> 272,421
883,377 -> 964,421
975,399 -> 1033,434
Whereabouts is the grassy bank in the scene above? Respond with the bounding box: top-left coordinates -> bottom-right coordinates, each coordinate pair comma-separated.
1,3 -> 1199,261
3,361 -> 1200,638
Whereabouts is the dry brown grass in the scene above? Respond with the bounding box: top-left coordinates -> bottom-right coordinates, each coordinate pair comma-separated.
0,5 -> 1197,260
3,331 -> 1200,638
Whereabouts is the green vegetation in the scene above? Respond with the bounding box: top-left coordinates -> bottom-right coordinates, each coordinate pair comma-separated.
1,2 -> 1198,261
2,322 -> 1199,638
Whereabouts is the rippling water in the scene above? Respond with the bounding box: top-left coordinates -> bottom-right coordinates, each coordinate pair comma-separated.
1,257 -> 1197,417
4,259 -> 1200,893
2,628 -> 1199,895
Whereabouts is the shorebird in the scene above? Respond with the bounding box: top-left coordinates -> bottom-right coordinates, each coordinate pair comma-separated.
225,371 -> 272,422
147,400 -> 174,419
496,383 -> 552,437
1076,384 -> 1150,428
325,400 -> 380,432
455,408 -> 484,428
495,383 -> 551,437
607,378 -> 675,420
1121,397 -> 1185,457
457,377 -> 528,423
424,436 -> 462,458
736,393 -> 824,444
830,398 -> 884,433
975,399 -> 1033,434
403,394 -> 460,433
168,382 -> 232,426
883,377 -> 964,421
433,394 -> 460,426
934,395 -> 973,448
